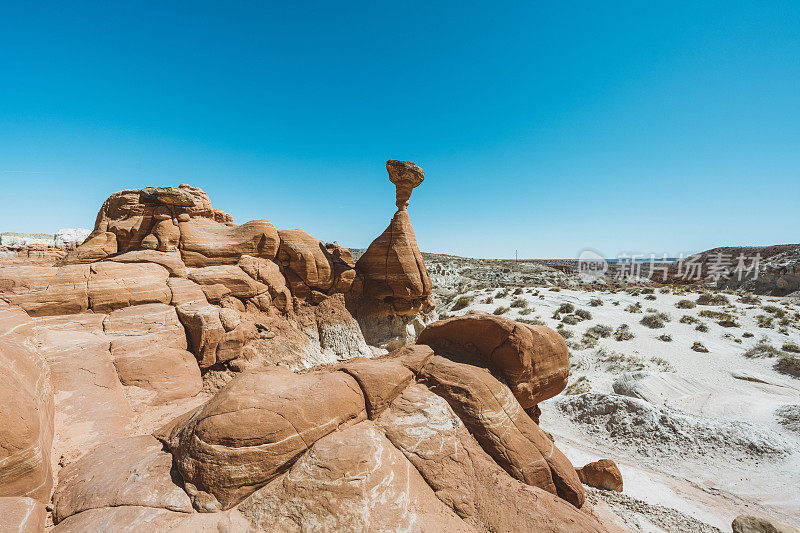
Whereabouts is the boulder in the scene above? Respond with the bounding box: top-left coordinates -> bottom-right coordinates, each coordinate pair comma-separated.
576,459 -> 623,492
420,355 -> 584,508
159,367 -> 367,509
52,436 -> 192,523
418,313 -> 569,409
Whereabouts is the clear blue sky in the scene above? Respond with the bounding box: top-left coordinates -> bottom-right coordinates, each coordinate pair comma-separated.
1,2 -> 798,259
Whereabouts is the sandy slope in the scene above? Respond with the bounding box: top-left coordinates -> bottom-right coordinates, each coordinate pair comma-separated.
444,285 -> 800,531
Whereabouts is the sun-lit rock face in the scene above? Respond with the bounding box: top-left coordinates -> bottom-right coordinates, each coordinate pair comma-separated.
355,160 -> 433,313
0,163 -> 617,532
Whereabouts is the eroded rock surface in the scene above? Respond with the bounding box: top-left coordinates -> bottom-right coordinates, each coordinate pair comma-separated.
0,163 -> 626,532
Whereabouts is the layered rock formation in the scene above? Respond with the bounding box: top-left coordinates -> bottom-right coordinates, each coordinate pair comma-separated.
0,162 -> 624,532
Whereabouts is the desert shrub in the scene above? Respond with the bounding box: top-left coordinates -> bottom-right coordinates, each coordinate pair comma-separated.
717,317 -> 740,328
451,296 -> 472,311
586,324 -> 613,338
561,314 -> 580,325
762,305 -> 786,318
614,324 -> 634,341
578,333 -> 599,349
493,306 -> 509,315
782,342 -> 800,353
557,303 -> 575,314
738,293 -> 760,304
555,325 -> 574,339
659,287 -> 671,294
650,356 -> 675,371
640,312 -> 670,329
644,294 -> 657,301
756,315 -> 774,329
676,299 -> 696,309
598,348 -> 646,372
612,301 -> 620,306
692,342 -> 709,353
776,354 -> 800,376
495,289 -> 509,298
565,376 -> 591,395
518,317 -> 545,326
697,293 -> 729,305
625,302 -> 642,313
742,332 -> 754,338
519,307 -> 532,315
549,287 -> 562,292
680,315 -> 699,324
657,334 -> 672,342
510,297 -> 528,308
574,309 -> 592,320
482,296 -> 494,304
513,287 -> 523,295
589,298 -> 604,307
695,322 -> 709,332
699,309 -> 728,320
744,342 -> 783,358
646,307 -> 658,313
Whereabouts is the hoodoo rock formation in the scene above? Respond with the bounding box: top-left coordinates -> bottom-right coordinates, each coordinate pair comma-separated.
0,161 -> 623,532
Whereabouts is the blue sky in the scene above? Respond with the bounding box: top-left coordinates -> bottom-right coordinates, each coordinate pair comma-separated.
1,2 -> 798,258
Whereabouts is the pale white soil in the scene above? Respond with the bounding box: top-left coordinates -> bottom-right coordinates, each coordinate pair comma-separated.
444,285 -> 800,531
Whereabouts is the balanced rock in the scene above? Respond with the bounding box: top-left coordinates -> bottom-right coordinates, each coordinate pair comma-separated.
355,160 -> 433,312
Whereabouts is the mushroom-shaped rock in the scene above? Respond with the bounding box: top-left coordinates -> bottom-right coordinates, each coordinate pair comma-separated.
387,159 -> 424,209
157,367 -> 367,510
417,313 -> 570,409
355,160 -> 432,312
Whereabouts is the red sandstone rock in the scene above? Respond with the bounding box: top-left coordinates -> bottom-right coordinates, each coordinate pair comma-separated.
158,367 -> 367,510
0,304 -> 54,503
52,435 -> 192,524
418,312 -> 570,409
420,355 -> 584,508
0,497 -> 47,533
239,420 -> 471,532
354,160 -> 433,314
338,357 -> 414,417
577,459 -> 624,492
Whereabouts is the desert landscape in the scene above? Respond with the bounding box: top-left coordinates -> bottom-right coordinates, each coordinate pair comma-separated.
0,161 -> 797,533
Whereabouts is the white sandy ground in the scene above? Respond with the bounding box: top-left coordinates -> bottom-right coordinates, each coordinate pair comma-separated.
444,286 -> 800,532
